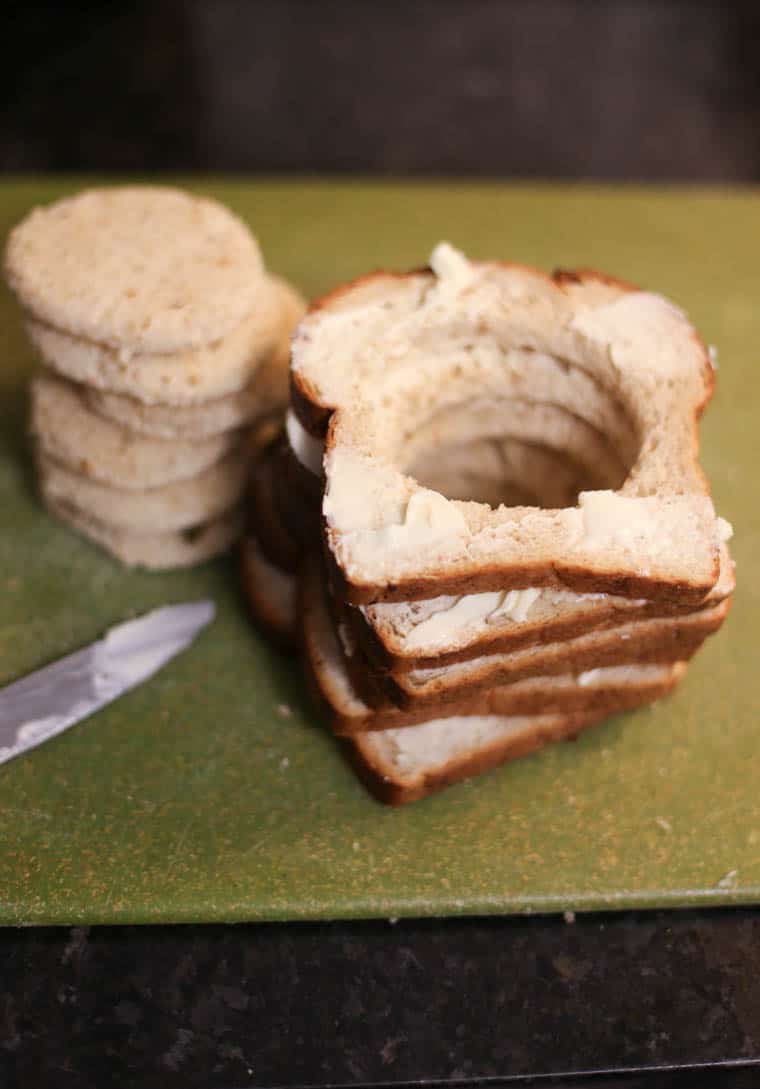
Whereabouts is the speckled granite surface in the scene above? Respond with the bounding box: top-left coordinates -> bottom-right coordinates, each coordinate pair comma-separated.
2,911 -> 760,1086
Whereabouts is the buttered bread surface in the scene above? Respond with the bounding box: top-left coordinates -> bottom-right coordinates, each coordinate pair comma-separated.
245,242 -> 733,804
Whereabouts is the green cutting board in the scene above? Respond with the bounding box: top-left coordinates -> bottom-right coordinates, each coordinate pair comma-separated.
0,180 -> 757,925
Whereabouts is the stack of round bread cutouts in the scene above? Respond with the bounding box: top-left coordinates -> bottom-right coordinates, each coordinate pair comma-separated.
242,243 -> 735,805
4,186 -> 305,569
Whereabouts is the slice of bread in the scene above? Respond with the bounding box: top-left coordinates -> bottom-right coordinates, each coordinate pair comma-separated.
381,597 -> 728,708
355,544 -> 735,671
290,245 -> 728,605
38,447 -> 247,533
248,443 -> 303,574
240,532 -> 298,645
6,186 -> 264,353
254,436 -> 734,675
85,383 -> 266,441
25,274 -> 304,408
31,371 -> 240,490
301,557 -> 685,735
45,497 -> 243,569
348,711 -> 614,805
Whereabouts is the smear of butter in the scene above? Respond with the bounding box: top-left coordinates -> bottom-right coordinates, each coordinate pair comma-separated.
428,242 -> 475,294
373,488 -> 469,551
577,669 -> 604,687
92,601 -> 215,699
286,409 -> 324,477
395,586 -> 542,654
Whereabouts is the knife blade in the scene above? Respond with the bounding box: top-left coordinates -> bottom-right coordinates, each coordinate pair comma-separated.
0,600 -> 215,767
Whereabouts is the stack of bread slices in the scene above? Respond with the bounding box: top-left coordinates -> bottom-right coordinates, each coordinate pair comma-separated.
243,243 -> 734,804
4,186 -> 305,569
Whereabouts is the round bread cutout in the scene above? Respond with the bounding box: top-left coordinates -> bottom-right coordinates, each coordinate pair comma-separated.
6,186 -> 264,353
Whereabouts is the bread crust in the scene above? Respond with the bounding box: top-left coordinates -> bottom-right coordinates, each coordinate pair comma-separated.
292,257 -> 721,605
239,532 -> 299,646
271,441 -> 321,547
350,557 -> 732,672
300,559 -> 686,735
292,264 -> 715,435
248,445 -> 302,573
333,666 -> 682,735
376,599 -> 728,709
346,710 -> 609,806
261,434 -> 731,672
323,524 -> 720,607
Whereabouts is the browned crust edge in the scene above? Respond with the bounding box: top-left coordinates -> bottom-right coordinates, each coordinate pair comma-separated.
323,520 -> 720,608
379,599 -> 729,710
345,709 -> 611,806
329,668 -> 683,736
349,582 -> 727,674
300,558 -> 690,733
239,533 -> 299,649
291,263 -> 716,437
291,261 -> 717,607
247,447 -> 302,574
271,442 -> 321,549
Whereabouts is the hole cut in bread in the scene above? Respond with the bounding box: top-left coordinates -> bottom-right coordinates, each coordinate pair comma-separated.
384,345 -> 641,506
289,245 -> 729,605
405,405 -> 628,508
408,436 -> 596,510
259,429 -> 734,674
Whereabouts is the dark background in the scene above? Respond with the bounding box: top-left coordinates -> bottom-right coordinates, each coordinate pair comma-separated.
3,0 -> 760,179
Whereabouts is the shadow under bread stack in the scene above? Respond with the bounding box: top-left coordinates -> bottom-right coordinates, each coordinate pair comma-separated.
4,186 -> 305,568
242,243 -> 734,805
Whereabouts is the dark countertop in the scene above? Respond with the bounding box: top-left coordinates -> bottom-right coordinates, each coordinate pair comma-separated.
3,910 -> 760,1088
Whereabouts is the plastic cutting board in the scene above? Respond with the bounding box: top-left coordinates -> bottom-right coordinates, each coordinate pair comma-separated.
0,179 -> 757,924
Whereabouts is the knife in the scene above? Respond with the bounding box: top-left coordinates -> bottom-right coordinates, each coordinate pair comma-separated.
0,600 -> 215,767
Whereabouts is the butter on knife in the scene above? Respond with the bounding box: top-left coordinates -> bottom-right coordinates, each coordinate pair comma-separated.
0,601 -> 215,766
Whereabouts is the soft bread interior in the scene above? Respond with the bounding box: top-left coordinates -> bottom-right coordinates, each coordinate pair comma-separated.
292,248 -> 727,603
389,345 -> 640,504
407,436 -> 590,509
361,713 -> 574,778
31,371 -> 240,490
46,496 -> 243,569
273,421 -> 734,667
86,382 -> 264,440
38,447 -> 247,533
